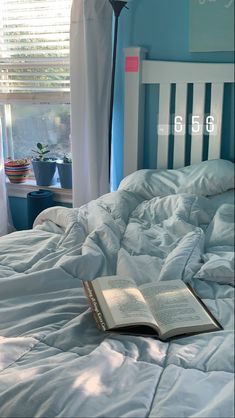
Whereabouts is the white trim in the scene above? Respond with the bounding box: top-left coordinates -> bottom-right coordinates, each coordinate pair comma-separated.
6,180 -> 72,204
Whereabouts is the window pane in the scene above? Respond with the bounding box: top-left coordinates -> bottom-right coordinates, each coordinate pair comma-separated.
0,0 -> 72,95
1,104 -> 71,160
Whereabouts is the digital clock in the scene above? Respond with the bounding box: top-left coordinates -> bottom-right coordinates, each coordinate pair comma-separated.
158,115 -> 217,136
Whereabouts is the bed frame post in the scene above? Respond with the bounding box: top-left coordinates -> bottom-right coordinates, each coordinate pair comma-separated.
124,47 -> 146,177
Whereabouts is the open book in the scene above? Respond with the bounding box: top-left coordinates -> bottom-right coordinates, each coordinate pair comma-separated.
83,276 -> 222,341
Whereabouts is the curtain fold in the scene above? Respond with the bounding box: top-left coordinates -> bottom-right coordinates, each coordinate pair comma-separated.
70,0 -> 112,207
0,119 -> 13,236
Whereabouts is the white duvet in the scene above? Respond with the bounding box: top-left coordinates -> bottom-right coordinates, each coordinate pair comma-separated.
0,159 -> 234,417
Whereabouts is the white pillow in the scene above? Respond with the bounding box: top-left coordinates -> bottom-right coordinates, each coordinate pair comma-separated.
118,169 -> 180,199
195,252 -> 234,286
119,159 -> 234,199
178,159 -> 234,196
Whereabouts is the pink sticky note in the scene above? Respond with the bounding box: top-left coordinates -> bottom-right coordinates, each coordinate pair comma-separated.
125,56 -> 139,73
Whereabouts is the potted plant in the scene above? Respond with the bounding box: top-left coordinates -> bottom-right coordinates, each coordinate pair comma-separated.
31,143 -> 56,186
56,154 -> 72,189
4,158 -> 31,183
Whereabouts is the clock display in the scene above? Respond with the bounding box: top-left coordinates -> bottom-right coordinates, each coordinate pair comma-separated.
158,115 -> 217,136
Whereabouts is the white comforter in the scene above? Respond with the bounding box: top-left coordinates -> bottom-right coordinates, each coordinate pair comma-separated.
0,160 -> 234,417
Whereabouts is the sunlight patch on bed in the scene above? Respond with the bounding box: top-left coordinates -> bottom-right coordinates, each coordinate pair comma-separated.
17,368 -> 38,381
101,342 -> 126,368
146,338 -> 166,362
73,369 -> 109,396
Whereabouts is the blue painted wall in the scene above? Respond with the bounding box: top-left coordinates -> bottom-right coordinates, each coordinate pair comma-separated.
112,0 -> 234,189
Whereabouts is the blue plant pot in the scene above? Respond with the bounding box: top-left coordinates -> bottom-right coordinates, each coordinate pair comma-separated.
32,160 -> 56,186
56,162 -> 72,189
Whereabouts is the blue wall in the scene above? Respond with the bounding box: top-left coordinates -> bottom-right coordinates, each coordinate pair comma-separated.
112,0 -> 234,189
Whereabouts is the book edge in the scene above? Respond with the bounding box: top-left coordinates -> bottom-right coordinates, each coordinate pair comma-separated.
83,281 -> 108,332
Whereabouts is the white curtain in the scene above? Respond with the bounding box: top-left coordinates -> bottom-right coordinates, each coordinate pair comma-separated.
0,119 -> 12,236
70,0 -> 112,207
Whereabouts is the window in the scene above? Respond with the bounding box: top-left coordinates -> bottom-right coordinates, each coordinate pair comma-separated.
0,0 -> 72,160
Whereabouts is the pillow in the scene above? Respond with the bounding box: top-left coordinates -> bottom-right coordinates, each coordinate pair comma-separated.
195,252 -> 234,286
118,169 -> 180,200
119,159 -> 234,200
178,159 -> 234,196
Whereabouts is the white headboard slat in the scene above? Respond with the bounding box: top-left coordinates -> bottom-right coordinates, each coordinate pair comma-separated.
173,83 -> 187,169
208,83 -> 224,160
190,83 -> 206,165
157,83 -> 171,169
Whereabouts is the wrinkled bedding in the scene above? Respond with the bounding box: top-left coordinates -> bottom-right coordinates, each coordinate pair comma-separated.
0,159 -> 234,418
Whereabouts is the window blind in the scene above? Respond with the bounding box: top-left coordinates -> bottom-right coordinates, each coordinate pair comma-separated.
0,0 -> 72,102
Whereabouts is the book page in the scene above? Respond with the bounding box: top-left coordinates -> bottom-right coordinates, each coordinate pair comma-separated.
140,280 -> 217,337
93,276 -> 157,329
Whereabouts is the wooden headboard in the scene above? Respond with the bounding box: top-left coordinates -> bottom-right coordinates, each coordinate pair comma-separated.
124,47 -> 234,177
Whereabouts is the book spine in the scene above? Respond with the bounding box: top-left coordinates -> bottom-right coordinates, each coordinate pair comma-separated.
186,284 -> 223,330
83,281 -> 108,331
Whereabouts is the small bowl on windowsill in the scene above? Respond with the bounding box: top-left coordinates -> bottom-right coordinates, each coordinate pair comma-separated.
4,158 -> 31,183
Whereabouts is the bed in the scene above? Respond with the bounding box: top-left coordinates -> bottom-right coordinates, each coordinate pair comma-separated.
0,49 -> 234,418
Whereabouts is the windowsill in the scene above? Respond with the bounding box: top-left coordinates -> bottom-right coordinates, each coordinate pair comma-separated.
6,179 -> 72,204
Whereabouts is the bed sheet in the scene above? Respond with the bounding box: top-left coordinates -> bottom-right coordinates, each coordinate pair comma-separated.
0,160 -> 234,417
